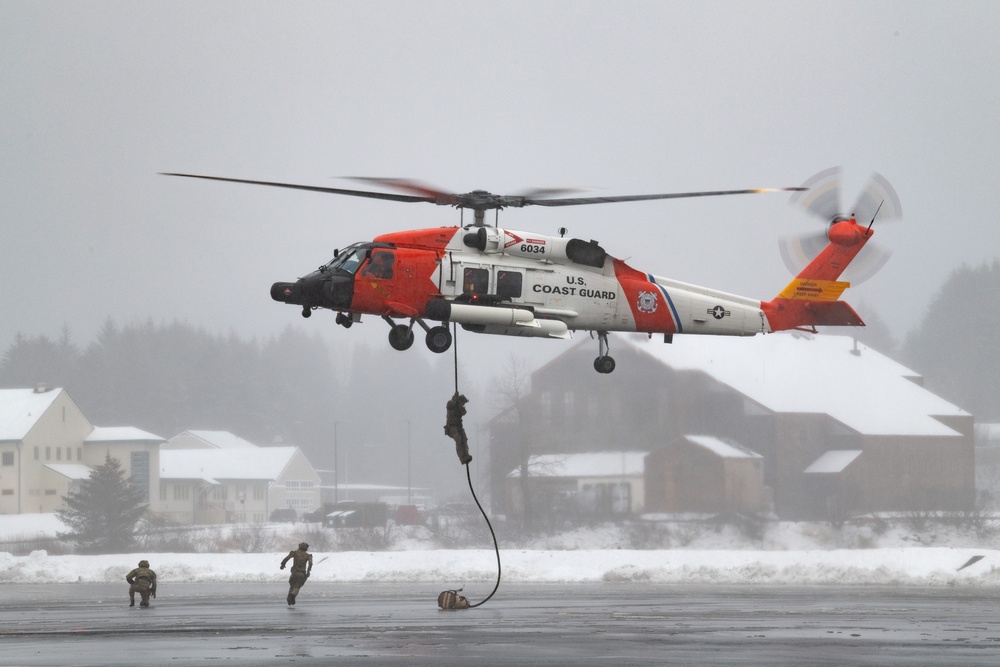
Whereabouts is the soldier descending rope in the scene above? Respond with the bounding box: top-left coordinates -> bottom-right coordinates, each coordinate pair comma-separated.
280,542 -> 313,606
444,392 -> 472,465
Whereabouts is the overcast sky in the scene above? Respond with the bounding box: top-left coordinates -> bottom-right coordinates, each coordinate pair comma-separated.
3,2 -> 998,373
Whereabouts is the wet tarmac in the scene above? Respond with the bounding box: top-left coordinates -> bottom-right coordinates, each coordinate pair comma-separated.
1,582 -> 999,665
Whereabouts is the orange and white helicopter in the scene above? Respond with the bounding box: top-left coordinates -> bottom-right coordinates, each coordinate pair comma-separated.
165,168 -> 899,373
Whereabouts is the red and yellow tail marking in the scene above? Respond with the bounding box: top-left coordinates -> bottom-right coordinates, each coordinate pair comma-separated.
777,279 -> 850,302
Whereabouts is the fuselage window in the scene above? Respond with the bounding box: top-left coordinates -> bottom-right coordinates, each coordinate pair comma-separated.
497,270 -> 523,299
361,250 -> 395,279
463,267 -> 489,295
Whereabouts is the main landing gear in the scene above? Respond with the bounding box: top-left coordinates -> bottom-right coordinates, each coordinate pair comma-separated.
383,316 -> 452,354
593,331 -> 615,374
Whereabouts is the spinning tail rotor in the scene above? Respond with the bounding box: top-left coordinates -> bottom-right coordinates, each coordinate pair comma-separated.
780,167 -> 901,284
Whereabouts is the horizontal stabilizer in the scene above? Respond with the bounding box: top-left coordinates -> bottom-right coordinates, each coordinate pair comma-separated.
763,299 -> 864,330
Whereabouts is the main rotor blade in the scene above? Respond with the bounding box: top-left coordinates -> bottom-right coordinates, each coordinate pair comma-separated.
524,187 -> 806,207
163,173 -> 805,211
160,173 -> 434,204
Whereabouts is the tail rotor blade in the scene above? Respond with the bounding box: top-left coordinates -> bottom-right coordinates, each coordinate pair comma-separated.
851,171 -> 902,227
789,166 -> 842,222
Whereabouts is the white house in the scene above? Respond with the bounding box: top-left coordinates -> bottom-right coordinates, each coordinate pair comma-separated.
157,432 -> 321,524
0,387 -> 164,514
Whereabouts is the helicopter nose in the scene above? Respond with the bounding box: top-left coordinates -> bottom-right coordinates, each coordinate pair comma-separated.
271,281 -> 302,304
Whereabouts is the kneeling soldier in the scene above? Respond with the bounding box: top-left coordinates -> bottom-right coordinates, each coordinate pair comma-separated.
126,559 -> 157,608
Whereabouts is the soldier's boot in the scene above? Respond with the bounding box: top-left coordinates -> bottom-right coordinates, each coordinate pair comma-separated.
129,597 -> 135,607
140,600 -> 149,608
287,591 -> 295,606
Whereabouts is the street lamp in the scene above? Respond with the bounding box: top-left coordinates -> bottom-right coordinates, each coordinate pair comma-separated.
406,420 -> 412,504
334,421 -> 339,504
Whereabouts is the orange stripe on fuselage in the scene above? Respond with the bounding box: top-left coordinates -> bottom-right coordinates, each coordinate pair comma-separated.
613,259 -> 679,334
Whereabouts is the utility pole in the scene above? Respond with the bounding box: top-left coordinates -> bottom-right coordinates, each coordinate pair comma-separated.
334,421 -> 339,505
406,420 -> 412,504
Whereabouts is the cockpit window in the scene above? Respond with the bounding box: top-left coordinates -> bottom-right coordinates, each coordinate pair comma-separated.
326,244 -> 368,274
339,249 -> 366,275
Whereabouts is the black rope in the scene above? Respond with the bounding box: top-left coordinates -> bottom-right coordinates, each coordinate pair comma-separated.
450,321 -> 501,608
453,321 -> 459,394
465,460 -> 501,608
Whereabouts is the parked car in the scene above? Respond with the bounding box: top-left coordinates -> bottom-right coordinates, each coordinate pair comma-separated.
323,501 -> 389,528
303,505 -> 334,523
269,508 -> 297,522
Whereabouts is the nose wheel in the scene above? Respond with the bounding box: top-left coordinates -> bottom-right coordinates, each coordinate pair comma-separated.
594,331 -> 615,373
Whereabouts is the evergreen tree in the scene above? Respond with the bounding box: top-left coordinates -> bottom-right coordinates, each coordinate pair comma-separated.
902,261 -> 1000,420
56,453 -> 148,554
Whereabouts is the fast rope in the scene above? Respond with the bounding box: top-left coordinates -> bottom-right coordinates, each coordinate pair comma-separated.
437,321 -> 502,610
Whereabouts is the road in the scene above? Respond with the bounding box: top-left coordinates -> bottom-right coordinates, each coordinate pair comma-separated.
1,583 -> 998,665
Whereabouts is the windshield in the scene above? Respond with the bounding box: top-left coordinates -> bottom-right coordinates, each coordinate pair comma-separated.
325,244 -> 368,274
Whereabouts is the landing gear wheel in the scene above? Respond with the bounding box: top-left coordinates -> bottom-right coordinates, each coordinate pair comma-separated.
388,324 -> 415,351
301,307 -> 312,318
425,326 -> 453,353
594,355 -> 616,374
335,312 -> 353,329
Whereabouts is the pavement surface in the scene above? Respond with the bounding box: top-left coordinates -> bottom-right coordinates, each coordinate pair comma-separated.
1,582 -> 999,665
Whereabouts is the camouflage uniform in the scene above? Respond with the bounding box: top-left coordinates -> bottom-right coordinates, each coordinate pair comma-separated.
126,560 -> 157,608
444,392 -> 472,464
280,542 -> 313,606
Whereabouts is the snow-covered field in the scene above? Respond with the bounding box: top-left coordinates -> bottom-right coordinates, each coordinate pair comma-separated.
2,513 -> 999,587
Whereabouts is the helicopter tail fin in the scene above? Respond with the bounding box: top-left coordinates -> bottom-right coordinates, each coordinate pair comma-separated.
761,218 -> 872,332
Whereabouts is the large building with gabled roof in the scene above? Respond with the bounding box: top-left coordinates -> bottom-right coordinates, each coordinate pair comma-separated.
0,387 -> 164,514
489,333 -> 973,520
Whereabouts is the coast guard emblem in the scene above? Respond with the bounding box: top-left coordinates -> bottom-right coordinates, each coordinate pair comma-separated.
637,290 -> 658,314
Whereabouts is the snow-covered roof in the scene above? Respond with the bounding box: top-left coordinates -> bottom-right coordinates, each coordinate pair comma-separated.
0,387 -> 63,441
804,450 -> 863,474
686,435 -> 762,459
160,447 -> 299,482
510,452 -> 648,479
44,463 -> 93,480
173,430 -> 258,449
627,333 -> 968,437
87,426 -> 164,443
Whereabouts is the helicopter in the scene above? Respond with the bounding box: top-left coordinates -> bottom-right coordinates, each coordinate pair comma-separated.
163,169 -> 899,373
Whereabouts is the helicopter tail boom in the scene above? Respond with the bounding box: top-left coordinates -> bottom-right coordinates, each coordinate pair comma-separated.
761,217 -> 872,332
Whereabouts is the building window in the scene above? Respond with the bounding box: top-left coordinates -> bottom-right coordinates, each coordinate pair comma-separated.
34,447 -> 39,461
160,484 -> 167,501
131,451 -> 150,502
56,447 -> 62,461
253,484 -> 265,501
285,481 -> 300,492
46,447 -> 51,461
77,448 -> 82,461
1,452 -> 13,466
1,489 -> 13,496
212,485 -> 228,501
44,489 -> 57,496
173,485 -> 190,501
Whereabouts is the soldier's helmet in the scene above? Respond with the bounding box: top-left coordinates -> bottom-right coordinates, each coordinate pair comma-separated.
298,542 -> 309,551
138,560 -> 149,567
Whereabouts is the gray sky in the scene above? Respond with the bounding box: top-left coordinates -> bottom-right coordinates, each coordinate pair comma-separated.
2,1 -> 998,374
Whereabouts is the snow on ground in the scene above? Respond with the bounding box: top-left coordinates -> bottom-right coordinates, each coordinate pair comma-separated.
2,514 -> 999,587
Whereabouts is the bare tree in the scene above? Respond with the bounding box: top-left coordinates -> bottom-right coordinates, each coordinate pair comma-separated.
490,356 -> 538,530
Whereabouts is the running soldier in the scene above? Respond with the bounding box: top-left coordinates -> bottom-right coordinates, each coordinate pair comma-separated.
126,559 -> 157,608
279,542 -> 313,605
444,392 -> 472,464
